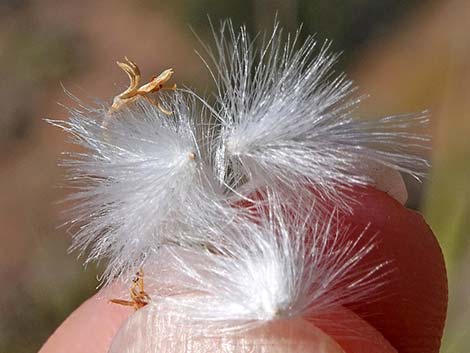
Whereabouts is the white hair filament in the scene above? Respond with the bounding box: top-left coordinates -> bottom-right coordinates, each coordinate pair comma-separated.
48,92 -> 226,282
139,196 -> 389,335
200,20 -> 430,209
47,20 -> 432,351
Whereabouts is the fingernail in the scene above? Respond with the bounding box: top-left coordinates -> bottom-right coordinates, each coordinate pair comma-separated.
353,160 -> 408,204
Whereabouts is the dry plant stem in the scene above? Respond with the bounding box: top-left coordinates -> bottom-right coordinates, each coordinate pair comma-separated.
110,269 -> 151,311
105,57 -> 176,121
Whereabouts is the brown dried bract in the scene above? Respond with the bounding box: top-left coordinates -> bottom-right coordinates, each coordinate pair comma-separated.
110,268 -> 151,311
107,57 -> 176,116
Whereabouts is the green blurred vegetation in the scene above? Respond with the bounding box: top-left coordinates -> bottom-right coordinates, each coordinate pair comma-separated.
424,100 -> 470,353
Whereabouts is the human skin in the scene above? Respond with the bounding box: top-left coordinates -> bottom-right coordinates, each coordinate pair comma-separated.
39,180 -> 447,353
38,289 -> 396,353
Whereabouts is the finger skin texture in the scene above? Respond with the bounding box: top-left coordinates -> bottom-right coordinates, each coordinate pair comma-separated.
38,296 -> 396,353
37,285 -> 398,353
109,304 -> 347,353
38,286 -> 133,353
331,186 -> 448,353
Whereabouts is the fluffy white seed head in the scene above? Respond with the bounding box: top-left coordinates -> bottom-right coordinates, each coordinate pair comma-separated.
48,92 -> 226,282
142,197 -> 388,334
46,21 -> 424,350
200,20 -> 430,208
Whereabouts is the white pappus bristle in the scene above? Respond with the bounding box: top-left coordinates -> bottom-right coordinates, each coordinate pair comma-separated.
48,92 -> 226,281
200,20 -> 430,207
47,19 -> 432,347
142,196 -> 388,334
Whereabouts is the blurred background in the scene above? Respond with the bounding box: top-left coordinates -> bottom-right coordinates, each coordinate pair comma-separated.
0,0 -> 468,352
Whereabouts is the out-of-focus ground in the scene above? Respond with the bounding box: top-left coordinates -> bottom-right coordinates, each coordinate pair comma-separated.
0,0 -> 468,352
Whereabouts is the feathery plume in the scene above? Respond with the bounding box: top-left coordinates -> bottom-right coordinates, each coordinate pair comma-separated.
141,196 -> 389,334
48,92 -> 224,282
49,21 -> 427,338
199,20 -> 430,208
